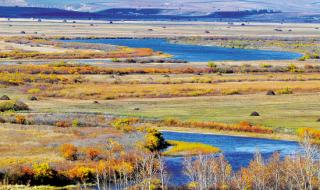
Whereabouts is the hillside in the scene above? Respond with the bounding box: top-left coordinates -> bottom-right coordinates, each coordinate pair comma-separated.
0,6 -> 319,22
2,0 -> 320,13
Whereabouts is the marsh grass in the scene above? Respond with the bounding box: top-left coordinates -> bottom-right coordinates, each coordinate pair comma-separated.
163,140 -> 221,157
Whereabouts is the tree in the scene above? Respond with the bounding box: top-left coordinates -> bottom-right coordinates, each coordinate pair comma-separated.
184,154 -> 232,190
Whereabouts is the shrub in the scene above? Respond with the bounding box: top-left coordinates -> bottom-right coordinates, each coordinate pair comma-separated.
72,119 -> 79,128
298,56 -> 306,61
68,166 -> 94,183
86,147 -> 101,161
0,95 -> 10,100
222,89 -> 240,95
60,144 -> 78,161
15,115 -> 27,124
266,90 -> 276,95
287,64 -> 300,73
276,88 -> 293,95
29,96 -> 38,101
0,100 -> 29,112
250,112 -> 260,117
144,129 -> 168,152
111,118 -> 140,130
208,61 -> 217,69
55,121 -> 72,128
32,163 -> 54,181
111,58 -> 121,62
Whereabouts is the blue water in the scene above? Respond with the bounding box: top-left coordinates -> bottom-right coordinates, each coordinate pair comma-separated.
162,131 -> 301,185
66,38 -> 302,62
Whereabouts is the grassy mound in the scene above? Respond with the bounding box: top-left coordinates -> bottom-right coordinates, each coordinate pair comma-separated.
163,140 -> 221,157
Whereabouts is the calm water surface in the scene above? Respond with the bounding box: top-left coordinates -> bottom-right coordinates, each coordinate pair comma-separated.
162,131 -> 301,185
67,38 -> 302,62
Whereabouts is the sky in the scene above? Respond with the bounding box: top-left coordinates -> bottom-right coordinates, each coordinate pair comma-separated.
0,0 -> 320,13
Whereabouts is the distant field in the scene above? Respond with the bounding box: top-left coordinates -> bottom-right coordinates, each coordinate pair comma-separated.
0,19 -> 320,38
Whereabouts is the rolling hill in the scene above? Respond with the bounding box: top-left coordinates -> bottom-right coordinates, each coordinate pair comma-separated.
0,5 -> 319,23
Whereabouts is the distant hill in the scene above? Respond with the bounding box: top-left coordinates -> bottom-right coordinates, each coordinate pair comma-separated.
0,6 -> 94,18
96,8 -> 164,16
0,6 -> 319,23
1,0 -> 320,14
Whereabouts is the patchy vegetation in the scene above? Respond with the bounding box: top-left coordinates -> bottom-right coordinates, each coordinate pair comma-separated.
0,114 -> 169,188
162,119 -> 273,134
0,36 -> 157,60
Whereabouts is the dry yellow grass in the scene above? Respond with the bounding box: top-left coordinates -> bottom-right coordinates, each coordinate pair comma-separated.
0,124 -> 122,168
164,140 -> 221,157
32,80 -> 320,99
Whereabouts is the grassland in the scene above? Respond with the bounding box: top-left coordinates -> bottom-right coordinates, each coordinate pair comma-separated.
0,19 -> 320,188
0,63 -> 320,133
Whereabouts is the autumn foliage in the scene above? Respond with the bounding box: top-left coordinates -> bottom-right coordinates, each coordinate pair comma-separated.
86,148 -> 102,161
60,144 -> 78,161
297,128 -> 320,141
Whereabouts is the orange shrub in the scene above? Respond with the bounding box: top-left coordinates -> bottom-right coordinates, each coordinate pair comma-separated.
60,144 -> 78,161
21,166 -> 34,176
15,115 -> 27,125
86,148 -> 101,161
55,121 -> 72,128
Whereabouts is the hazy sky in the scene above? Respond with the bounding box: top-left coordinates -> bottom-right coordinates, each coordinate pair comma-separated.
0,0 -> 319,13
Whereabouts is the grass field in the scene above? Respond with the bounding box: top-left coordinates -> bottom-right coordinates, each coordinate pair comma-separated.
30,93 -> 318,133
1,86 -> 318,133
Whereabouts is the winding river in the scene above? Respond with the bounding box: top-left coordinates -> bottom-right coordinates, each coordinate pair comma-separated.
62,38 -> 303,185
68,38 -> 302,62
162,131 -> 301,185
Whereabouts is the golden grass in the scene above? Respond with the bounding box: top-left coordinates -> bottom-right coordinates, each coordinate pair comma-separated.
31,80 -> 320,99
163,140 -> 221,157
